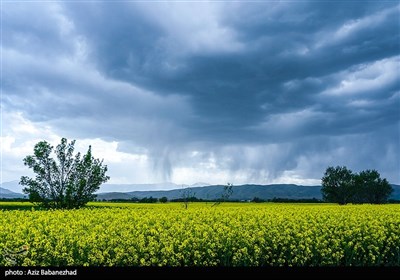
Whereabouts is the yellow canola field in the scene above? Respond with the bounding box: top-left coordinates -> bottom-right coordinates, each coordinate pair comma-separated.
1,203 -> 399,266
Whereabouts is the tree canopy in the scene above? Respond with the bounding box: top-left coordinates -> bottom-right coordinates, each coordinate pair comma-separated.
20,138 -> 109,209
321,166 -> 392,205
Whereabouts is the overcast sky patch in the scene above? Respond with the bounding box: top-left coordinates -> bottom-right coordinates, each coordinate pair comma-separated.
1,1 -> 399,190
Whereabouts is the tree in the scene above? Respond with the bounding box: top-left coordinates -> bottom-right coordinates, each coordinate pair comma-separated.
321,166 -> 355,205
355,170 -> 393,204
139,196 -> 158,203
213,182 -> 234,206
251,197 -> 265,203
20,138 -> 109,209
159,196 -> 168,203
180,187 -> 195,209
321,166 -> 393,205
222,183 -> 234,201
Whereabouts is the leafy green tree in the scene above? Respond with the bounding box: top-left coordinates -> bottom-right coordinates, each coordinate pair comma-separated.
251,197 -> 265,203
159,196 -> 168,203
139,196 -> 158,203
322,166 -> 393,205
355,169 -> 393,204
321,166 -> 355,205
20,138 -> 109,209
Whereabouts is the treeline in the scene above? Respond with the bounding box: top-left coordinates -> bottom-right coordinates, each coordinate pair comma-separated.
0,198 -> 29,202
252,197 -> 324,203
94,196 -> 325,203
96,196 -> 168,203
4,195 -> 399,204
96,197 -> 220,203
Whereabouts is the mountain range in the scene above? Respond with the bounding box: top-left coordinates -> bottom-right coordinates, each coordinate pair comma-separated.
0,187 -> 28,199
0,180 -> 209,194
96,184 -> 323,201
1,180 -> 399,201
94,184 -> 400,201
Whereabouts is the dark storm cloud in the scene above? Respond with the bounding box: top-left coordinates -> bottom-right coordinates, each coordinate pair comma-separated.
3,1 -> 399,183
59,2 -> 399,141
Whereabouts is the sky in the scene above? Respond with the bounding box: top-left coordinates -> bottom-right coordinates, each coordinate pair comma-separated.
1,1 -> 399,190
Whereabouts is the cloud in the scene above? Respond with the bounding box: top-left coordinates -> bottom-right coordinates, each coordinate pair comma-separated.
2,1 -> 399,186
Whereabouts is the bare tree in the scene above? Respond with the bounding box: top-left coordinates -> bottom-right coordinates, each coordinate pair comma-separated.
180,186 -> 196,209
213,182 -> 234,206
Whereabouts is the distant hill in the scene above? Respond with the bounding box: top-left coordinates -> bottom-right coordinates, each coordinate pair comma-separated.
96,184 -> 321,201
0,180 -> 203,194
96,184 -> 400,201
390,184 -> 400,201
0,187 -> 26,199
0,180 -> 21,193
98,182 -> 205,193
1,180 -> 399,202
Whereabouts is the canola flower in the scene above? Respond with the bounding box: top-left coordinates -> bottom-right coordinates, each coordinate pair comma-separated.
0,202 -> 399,266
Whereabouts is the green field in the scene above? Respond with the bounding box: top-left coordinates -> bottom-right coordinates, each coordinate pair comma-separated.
1,202 -> 399,266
